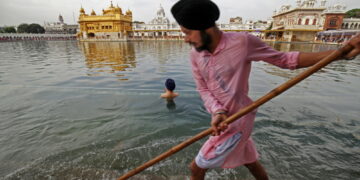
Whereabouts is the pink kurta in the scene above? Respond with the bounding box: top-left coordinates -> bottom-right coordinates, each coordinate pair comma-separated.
190,32 -> 299,168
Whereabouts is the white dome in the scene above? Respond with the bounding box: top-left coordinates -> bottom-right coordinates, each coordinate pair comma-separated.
149,4 -> 170,25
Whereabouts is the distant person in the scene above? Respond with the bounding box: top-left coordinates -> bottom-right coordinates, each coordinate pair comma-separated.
160,78 -> 179,100
170,0 -> 360,180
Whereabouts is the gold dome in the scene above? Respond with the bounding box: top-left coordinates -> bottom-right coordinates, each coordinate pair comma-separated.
91,9 -> 96,16
115,5 -> 123,14
80,7 -> 85,14
126,9 -> 132,16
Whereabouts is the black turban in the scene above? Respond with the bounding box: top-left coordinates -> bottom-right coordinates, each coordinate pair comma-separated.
171,0 -> 220,30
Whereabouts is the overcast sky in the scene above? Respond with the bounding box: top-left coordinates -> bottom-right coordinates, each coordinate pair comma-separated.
0,0 -> 359,26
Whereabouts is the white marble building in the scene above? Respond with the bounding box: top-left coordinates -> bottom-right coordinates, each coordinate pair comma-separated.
272,0 -> 326,31
132,5 -> 182,38
272,0 -> 359,31
218,19 -> 270,31
342,18 -> 360,30
44,14 -> 78,34
131,4 -> 271,39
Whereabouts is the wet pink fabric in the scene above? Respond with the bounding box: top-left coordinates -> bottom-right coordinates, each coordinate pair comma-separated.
190,32 -> 299,168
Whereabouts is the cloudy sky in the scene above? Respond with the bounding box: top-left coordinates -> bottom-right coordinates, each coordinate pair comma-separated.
0,0 -> 359,26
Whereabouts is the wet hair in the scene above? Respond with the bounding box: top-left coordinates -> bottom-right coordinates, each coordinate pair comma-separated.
165,78 -> 176,91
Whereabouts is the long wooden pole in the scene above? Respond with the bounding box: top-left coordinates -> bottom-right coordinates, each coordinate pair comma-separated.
118,44 -> 354,180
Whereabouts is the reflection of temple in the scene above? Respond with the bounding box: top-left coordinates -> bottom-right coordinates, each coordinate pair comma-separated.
79,42 -> 136,76
78,2 -> 132,41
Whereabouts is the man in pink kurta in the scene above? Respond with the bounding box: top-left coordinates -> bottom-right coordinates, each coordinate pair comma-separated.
171,0 -> 360,179
191,31 -> 299,169
170,0 -> 296,179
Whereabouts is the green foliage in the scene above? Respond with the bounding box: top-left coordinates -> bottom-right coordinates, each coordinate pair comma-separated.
1,26 -> 16,33
17,23 -> 29,33
345,9 -> 360,18
27,23 -> 45,34
15,23 -> 45,33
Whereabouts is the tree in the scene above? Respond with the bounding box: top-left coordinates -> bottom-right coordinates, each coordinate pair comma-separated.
345,9 -> 360,18
1,26 -> 16,33
27,23 -> 45,34
17,23 -> 29,33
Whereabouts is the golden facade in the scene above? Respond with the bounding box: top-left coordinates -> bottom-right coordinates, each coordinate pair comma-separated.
78,2 -> 132,41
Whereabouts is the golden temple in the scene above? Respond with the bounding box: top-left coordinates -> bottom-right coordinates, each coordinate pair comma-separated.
78,1 -> 132,41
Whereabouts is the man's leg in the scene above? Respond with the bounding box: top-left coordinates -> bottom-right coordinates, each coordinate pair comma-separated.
189,159 -> 208,180
244,160 -> 269,180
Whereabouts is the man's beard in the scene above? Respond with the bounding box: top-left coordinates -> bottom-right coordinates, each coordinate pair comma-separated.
193,30 -> 212,52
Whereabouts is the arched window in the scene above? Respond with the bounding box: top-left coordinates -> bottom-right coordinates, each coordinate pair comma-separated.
298,19 -> 302,25
305,19 -> 310,25
312,19 -> 317,25
329,18 -> 337,27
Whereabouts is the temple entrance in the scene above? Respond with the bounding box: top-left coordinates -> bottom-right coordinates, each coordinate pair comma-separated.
87,33 -> 95,38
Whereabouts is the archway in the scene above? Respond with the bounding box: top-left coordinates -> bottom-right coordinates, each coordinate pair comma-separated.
87,33 -> 95,38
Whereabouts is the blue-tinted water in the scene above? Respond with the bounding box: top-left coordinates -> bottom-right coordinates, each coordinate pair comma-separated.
0,40 -> 359,179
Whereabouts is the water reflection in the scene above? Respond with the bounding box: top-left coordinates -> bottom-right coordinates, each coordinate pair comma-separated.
79,42 -> 136,78
131,41 -> 189,74
268,42 -> 293,52
1,41 -> 360,179
268,42 -> 340,53
133,41 -> 187,65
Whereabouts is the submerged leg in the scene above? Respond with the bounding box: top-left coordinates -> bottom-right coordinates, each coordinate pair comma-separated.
244,160 -> 269,180
189,160 -> 208,180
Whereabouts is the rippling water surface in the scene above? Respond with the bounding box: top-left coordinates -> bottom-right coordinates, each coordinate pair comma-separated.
0,40 -> 359,180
